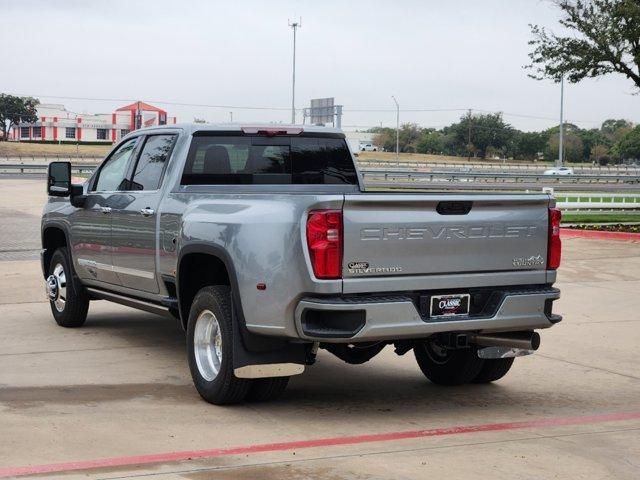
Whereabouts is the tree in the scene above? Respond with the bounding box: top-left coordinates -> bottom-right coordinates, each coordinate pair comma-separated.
0,94 -> 39,141
547,132 -> 585,162
371,127 -> 396,152
397,123 -> 421,153
371,124 -> 421,153
578,128 -> 612,160
613,125 -> 640,159
526,0 -> 640,90
416,129 -> 444,154
591,144 -> 610,164
449,112 -> 514,159
511,131 -> 548,160
601,118 -> 633,142
602,118 -> 633,135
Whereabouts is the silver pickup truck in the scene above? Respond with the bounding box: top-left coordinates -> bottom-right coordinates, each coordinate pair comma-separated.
42,124 -> 562,404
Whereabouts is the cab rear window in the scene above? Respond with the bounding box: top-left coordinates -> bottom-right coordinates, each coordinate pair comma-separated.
181,135 -> 358,185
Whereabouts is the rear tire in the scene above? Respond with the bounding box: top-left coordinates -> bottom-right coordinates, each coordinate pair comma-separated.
246,377 -> 290,402
187,286 -> 251,405
414,339 -> 485,385
47,248 -> 89,328
472,358 -> 514,383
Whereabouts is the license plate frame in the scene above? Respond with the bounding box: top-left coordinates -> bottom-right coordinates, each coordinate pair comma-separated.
429,293 -> 471,318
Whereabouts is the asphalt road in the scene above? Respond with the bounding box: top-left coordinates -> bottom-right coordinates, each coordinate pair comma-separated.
1,178 -> 639,479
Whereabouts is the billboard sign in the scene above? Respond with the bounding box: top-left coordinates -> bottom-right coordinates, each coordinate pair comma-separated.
309,97 -> 335,124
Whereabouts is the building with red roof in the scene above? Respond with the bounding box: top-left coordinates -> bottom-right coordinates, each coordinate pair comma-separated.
9,101 -> 176,144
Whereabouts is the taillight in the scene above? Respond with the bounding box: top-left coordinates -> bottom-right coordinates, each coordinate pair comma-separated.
548,207 -> 562,270
306,210 -> 343,279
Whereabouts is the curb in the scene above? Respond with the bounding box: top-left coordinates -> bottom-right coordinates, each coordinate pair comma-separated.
561,228 -> 640,242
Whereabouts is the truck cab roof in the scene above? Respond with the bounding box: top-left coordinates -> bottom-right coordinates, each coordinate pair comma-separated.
134,123 -> 345,137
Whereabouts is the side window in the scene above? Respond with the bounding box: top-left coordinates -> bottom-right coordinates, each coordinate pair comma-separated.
93,138 -> 139,192
130,134 -> 177,191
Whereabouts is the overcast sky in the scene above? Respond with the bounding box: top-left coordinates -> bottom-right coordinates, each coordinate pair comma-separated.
2,0 -> 638,131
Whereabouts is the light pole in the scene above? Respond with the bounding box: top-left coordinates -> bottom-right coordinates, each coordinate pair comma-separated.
391,95 -> 399,160
289,18 -> 302,124
558,75 -> 564,167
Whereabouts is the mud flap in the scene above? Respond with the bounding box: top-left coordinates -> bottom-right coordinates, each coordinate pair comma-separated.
231,296 -> 308,378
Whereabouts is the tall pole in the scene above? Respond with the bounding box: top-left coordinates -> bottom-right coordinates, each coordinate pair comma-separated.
391,95 -> 399,160
558,75 -> 564,167
467,108 -> 472,162
229,111 -> 233,123
289,18 -> 301,124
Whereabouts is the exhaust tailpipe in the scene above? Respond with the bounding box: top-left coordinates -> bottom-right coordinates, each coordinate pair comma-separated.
471,331 -> 540,351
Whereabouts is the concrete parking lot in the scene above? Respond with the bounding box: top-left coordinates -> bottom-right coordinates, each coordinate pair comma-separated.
1,178 -> 640,479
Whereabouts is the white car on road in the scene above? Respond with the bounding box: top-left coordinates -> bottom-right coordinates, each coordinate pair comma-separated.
544,166 -> 574,175
359,143 -> 378,152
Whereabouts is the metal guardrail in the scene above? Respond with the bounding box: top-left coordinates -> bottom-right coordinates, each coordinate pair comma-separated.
3,163 -> 639,184
3,156 -> 639,174
0,164 -> 96,174
0,155 -> 103,163
358,160 -> 640,175
2,163 -> 640,186
360,169 -> 640,185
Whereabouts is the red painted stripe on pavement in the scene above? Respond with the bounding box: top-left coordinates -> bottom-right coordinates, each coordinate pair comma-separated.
1,411 -> 640,478
561,228 -> 640,241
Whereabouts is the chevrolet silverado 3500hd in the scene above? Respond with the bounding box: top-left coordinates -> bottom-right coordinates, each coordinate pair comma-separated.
41,124 -> 561,404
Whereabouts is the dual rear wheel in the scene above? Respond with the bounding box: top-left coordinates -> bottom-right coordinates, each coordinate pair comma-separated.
414,338 -> 514,385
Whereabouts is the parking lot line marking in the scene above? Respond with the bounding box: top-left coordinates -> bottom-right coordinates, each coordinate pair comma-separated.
2,410 -> 640,478
561,228 -> 640,241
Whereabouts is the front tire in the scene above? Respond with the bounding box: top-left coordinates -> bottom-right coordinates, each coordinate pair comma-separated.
47,248 -> 89,328
414,339 -> 485,385
187,286 -> 251,405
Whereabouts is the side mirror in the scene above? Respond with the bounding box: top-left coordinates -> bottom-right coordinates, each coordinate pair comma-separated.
47,161 -> 87,208
47,162 -> 72,197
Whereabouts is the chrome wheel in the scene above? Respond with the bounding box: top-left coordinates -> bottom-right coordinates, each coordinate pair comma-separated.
193,309 -> 223,381
47,263 -> 67,313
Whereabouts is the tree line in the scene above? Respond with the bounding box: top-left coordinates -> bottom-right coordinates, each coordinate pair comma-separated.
370,112 -> 639,164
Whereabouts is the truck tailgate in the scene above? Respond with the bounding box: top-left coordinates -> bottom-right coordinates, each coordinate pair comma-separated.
342,193 -> 551,278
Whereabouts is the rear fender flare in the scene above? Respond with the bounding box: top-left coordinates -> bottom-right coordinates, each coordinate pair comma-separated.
177,243 -> 306,367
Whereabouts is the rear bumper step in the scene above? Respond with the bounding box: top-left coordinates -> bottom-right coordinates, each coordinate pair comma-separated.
295,287 -> 560,343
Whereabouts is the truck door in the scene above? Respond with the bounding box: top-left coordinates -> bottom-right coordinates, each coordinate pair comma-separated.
72,137 -> 141,285
109,134 -> 177,293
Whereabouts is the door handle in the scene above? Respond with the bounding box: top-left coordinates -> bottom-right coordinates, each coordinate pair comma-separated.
140,207 -> 155,217
100,207 -> 112,214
